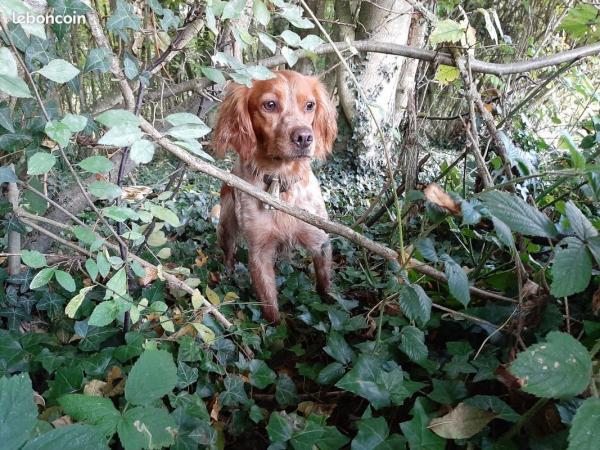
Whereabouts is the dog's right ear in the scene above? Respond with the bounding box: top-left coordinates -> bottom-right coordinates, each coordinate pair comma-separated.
212,83 -> 256,160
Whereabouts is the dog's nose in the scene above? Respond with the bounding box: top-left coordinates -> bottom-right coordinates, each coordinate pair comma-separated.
290,127 -> 313,150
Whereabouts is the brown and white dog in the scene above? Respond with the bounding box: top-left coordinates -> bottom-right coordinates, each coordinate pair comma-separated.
213,70 -> 337,323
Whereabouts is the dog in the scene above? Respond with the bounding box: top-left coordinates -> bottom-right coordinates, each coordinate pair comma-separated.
212,70 -> 337,323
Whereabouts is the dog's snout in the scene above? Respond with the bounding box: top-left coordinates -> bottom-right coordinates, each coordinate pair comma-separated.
290,127 -> 313,150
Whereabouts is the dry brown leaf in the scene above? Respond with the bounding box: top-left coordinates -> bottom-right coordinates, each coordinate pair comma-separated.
121,185 -> 152,202
52,415 -> 73,428
195,249 -> 209,268
522,279 -> 541,299
138,264 -> 158,286
210,394 -> 222,422
593,286 -> 600,316
429,403 -> 495,439
33,391 -> 45,407
84,379 -> 107,397
423,183 -> 461,215
297,401 -> 336,418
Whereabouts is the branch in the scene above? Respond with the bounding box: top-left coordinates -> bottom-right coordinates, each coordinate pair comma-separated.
7,164 -> 21,275
139,118 -> 516,304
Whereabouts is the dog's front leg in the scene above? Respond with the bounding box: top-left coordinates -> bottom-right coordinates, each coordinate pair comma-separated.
300,229 -> 332,296
248,240 -> 280,323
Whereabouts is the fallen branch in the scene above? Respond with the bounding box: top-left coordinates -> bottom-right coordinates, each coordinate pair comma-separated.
139,118 -> 516,304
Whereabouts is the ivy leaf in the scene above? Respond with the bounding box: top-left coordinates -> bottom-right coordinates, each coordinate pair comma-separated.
351,416 -> 389,450
510,331 -> 592,399
58,394 -> 120,438
429,402 -> 495,439
430,19 -> 464,45
267,412 -> 294,444
45,120 -> 72,147
55,270 -> 76,292
130,139 -> 155,164
480,191 -> 558,238
30,267 -> 56,289
335,356 -> 390,409
324,331 -> 355,365
400,325 -> 428,362
0,74 -> 32,98
27,152 -> 56,176
117,406 -> 175,450
441,255 -> 470,307
0,374 -> 38,450
249,359 -> 277,389
84,48 -> 112,73
400,398 -> 445,450
290,419 -> 326,450
125,349 -> 177,406
275,373 -> 298,407
551,237 -> 592,297
0,47 -> 18,77
98,124 -> 143,147
220,375 -> 249,407
37,59 -> 80,83
464,395 -> 520,422
106,0 -> 142,41
568,397 -> 600,450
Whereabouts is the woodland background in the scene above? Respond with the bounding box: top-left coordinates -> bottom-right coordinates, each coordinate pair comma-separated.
0,0 -> 599,449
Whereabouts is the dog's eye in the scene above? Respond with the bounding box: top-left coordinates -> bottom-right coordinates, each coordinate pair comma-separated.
306,101 -> 315,111
263,100 -> 277,111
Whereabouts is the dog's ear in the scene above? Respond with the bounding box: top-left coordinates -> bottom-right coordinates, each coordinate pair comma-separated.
312,78 -> 337,160
213,83 -> 256,160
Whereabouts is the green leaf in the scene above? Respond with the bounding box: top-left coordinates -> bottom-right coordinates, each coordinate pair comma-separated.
65,286 -> 94,318
291,419 -> 325,450
130,139 -> 155,164
568,397 -> 600,450
73,225 -> 97,245
280,30 -> 302,47
0,47 -> 18,77
222,0 -> 246,20
275,373 -> 298,407
21,424 -> 108,450
0,165 -> 18,183
281,47 -> 298,67
88,301 -> 119,327
351,417 -> 389,450
246,65 -> 276,80
400,398 -> 445,450
299,34 -> 324,52
319,426 -> 350,450
117,406 -> 175,450
428,379 -> 467,405
61,114 -> 88,133
249,359 -> 277,389
442,255 -> 470,307
220,375 -> 249,407
464,395 -> 520,422
21,249 -> 47,269
79,155 -> 114,174
89,181 -> 122,200
85,258 -> 99,281
0,374 -> 38,450
0,74 -> 31,98
434,64 -> 460,85
59,394 -> 120,438
430,19 -> 465,45
149,205 -> 181,227
201,67 -> 226,84
105,268 -> 127,300
398,283 -> 431,325
173,139 -> 215,162
400,325 -> 428,362
125,349 -> 177,406
335,356 -> 390,409
267,412 -> 294,443
492,216 -> 515,248
55,270 -> 76,292
45,120 -> 72,147
323,331 -> 355,365
166,123 -> 211,140
253,0 -> 270,26
84,48 -> 112,73
165,112 -> 204,126
30,267 -> 55,289
96,109 -> 139,128
560,4 -> 600,39
551,237 -> 592,297
429,402 -> 495,439
98,124 -> 143,147
258,32 -> 277,53
37,59 -> 80,83
480,191 -> 558,238
280,5 -> 313,29
564,201 -> 597,240
27,152 -> 56,176
107,0 -> 142,40
510,331 -> 592,398
317,362 -> 345,385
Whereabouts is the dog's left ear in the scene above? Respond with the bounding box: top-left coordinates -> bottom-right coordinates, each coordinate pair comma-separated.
312,79 -> 337,160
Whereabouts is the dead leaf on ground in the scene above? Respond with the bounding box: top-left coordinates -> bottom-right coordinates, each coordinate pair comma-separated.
195,249 -> 209,268
423,183 -> 461,215
51,415 -> 73,428
33,391 -> 45,407
138,264 -> 158,286
210,394 -> 222,422
121,185 -> 152,201
429,402 -> 495,439
84,379 -> 108,397
297,401 -> 336,418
